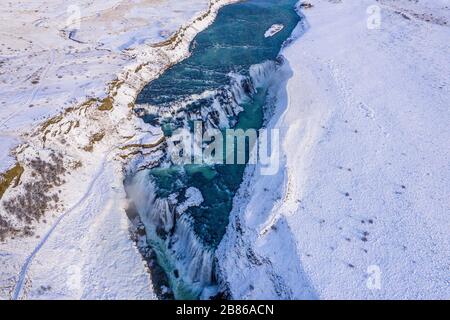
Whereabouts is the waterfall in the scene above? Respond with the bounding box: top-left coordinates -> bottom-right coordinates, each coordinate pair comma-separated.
126,171 -> 218,299
250,59 -> 280,89
136,61 -> 281,135
127,58 -> 284,299
128,172 -> 175,234
229,72 -> 254,105
170,216 -> 215,289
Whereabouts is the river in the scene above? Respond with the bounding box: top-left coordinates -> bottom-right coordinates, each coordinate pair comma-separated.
129,0 -> 301,300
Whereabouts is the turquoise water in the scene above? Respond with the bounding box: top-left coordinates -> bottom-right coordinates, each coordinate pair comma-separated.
134,0 -> 300,298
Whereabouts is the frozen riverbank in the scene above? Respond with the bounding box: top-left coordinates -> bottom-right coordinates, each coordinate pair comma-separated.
217,0 -> 450,299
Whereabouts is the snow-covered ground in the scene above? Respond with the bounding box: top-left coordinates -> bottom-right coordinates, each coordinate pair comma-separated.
218,0 -> 450,299
0,0 -> 238,300
2,0 -> 448,301
0,0 -> 210,170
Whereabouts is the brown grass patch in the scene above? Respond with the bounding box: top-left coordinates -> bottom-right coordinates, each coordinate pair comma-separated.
120,136 -> 165,150
83,131 -> 105,152
98,96 -> 114,111
0,163 -> 24,200
41,115 -> 63,132
3,153 -> 66,228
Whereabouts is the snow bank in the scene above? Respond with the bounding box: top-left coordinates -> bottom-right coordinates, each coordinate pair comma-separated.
218,0 -> 450,300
